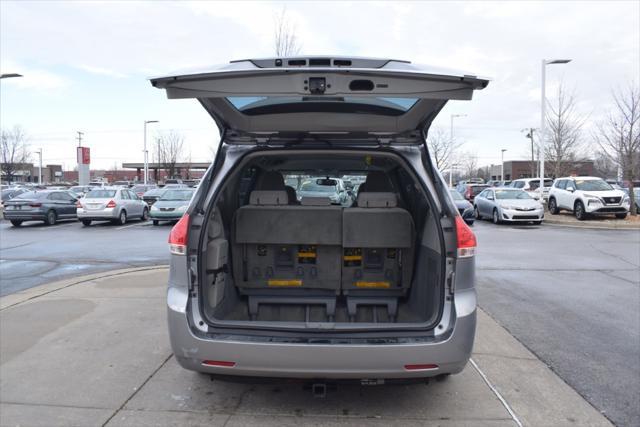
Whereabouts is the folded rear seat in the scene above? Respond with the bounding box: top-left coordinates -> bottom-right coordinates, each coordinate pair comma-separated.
342,192 -> 414,321
233,190 -> 342,320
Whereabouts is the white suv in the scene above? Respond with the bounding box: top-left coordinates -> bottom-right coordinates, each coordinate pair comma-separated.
510,178 -> 553,201
548,176 -> 630,220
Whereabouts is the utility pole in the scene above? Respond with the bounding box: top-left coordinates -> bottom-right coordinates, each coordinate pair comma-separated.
36,148 -> 43,185
76,131 -> 84,147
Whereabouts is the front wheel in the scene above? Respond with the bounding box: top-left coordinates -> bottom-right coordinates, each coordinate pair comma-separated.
492,208 -> 501,224
152,220 -> 159,226
574,201 -> 587,221
548,198 -> 559,215
474,206 -> 482,220
141,208 -> 149,221
44,210 -> 57,226
81,220 -> 92,226
615,213 -> 627,219
10,220 -> 23,227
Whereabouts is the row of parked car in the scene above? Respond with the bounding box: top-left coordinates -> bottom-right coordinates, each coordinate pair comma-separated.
452,175 -> 636,223
1,185 -> 195,227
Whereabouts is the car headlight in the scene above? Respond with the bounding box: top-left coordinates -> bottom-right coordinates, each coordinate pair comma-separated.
150,205 -> 158,211
587,198 -> 602,205
501,205 -> 516,210
176,205 -> 188,212
623,196 -> 630,204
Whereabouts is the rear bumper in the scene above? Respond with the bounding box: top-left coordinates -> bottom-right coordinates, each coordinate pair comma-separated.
77,208 -> 118,219
166,288 -> 477,379
3,210 -> 45,220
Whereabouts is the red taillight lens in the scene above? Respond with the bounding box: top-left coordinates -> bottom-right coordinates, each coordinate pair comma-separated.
455,216 -> 476,258
106,200 -> 116,208
202,360 -> 236,368
168,213 -> 190,255
29,203 -> 42,208
404,363 -> 438,371
76,201 -> 82,208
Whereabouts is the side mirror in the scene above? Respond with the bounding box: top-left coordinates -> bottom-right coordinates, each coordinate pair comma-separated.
567,187 -> 575,192
487,195 -> 494,201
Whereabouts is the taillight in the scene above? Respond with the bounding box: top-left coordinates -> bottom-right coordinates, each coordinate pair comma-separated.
202,360 -> 236,368
404,363 -> 438,371
106,200 -> 116,208
455,216 -> 476,258
29,203 -> 42,208
168,213 -> 190,255
76,201 -> 82,208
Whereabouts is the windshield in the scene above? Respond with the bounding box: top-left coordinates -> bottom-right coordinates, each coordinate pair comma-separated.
299,181 -> 336,193
450,190 -> 464,200
495,190 -> 532,200
86,190 -> 117,198
575,179 -> 613,191
160,190 -> 193,201
70,187 -> 84,192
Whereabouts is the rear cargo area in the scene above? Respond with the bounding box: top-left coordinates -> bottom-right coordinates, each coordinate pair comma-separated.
199,150 -> 445,329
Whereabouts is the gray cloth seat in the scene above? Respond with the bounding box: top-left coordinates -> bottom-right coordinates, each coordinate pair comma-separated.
232,189 -> 343,319
342,191 -> 414,321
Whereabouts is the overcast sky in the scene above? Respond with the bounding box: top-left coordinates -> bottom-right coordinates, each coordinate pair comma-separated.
1,0 -> 638,170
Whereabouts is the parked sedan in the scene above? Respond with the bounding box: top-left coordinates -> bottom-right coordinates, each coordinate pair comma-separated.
142,188 -> 168,206
149,189 -> 194,225
77,188 -> 149,226
131,184 -> 158,198
3,190 -> 78,227
450,189 -> 474,225
474,188 -> 544,224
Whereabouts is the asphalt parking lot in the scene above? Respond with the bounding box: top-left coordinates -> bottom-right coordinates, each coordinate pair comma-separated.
0,219 -> 171,296
0,218 -> 638,426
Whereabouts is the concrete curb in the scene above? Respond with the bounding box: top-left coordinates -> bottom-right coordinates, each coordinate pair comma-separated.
0,265 -> 169,311
543,217 -> 640,230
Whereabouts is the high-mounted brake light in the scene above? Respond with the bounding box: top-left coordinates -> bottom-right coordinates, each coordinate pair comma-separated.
106,200 -> 116,208
168,213 -> 190,255
455,216 -> 476,258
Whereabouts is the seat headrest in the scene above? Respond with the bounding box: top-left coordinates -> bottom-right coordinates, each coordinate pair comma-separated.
356,192 -> 398,208
249,190 -> 289,205
256,171 -> 285,190
363,171 -> 393,192
284,186 -> 299,204
301,196 -> 331,206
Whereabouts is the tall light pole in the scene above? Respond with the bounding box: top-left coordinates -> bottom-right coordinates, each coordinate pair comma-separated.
501,149 -> 507,181
143,120 -> 159,185
450,114 -> 466,187
36,148 -> 43,185
0,73 -> 23,187
540,59 -> 571,195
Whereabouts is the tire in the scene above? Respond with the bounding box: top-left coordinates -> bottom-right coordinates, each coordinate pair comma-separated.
474,206 -> 482,220
574,201 -> 587,221
81,220 -> 92,226
548,198 -> 559,215
152,220 -> 159,226
44,210 -> 57,226
615,213 -> 627,219
141,208 -> 149,221
10,220 -> 23,227
492,208 -> 501,224
117,210 -> 127,225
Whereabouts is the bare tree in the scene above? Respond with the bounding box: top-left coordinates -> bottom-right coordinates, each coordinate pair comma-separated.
1,126 -> 30,184
544,84 -> 587,178
427,127 -> 463,174
594,84 -> 640,215
155,130 -> 185,180
274,7 -> 301,56
461,151 -> 479,180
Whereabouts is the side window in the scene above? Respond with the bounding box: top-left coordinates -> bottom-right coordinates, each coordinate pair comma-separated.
127,190 -> 137,200
478,190 -> 487,198
120,190 -> 130,200
514,181 -> 525,189
488,190 -> 494,199
556,180 -> 566,190
48,192 -> 61,201
566,180 -> 576,191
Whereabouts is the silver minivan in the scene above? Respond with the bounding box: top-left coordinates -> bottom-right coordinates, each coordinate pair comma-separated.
152,57 -> 487,383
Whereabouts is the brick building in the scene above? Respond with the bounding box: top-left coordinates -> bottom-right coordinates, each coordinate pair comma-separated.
488,160 -> 594,181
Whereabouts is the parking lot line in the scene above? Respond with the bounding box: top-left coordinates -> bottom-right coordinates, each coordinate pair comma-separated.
115,222 -> 150,231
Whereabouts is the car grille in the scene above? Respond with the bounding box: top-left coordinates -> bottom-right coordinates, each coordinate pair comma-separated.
514,215 -> 539,220
160,207 -> 175,211
596,207 -> 626,213
143,198 -> 157,206
515,207 -> 535,211
604,196 -> 621,204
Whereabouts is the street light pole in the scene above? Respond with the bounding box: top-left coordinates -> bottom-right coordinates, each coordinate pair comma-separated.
501,149 -> 507,181
143,120 -> 159,185
450,114 -> 466,188
0,73 -> 23,187
36,148 -> 43,185
540,59 -> 571,196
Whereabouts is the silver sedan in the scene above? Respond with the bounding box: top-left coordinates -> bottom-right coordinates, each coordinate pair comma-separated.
77,188 -> 149,226
474,188 -> 544,224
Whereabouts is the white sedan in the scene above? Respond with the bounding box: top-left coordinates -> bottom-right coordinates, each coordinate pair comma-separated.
76,187 -> 149,226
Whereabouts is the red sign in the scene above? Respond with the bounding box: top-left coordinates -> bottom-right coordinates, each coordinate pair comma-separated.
77,147 -> 90,165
